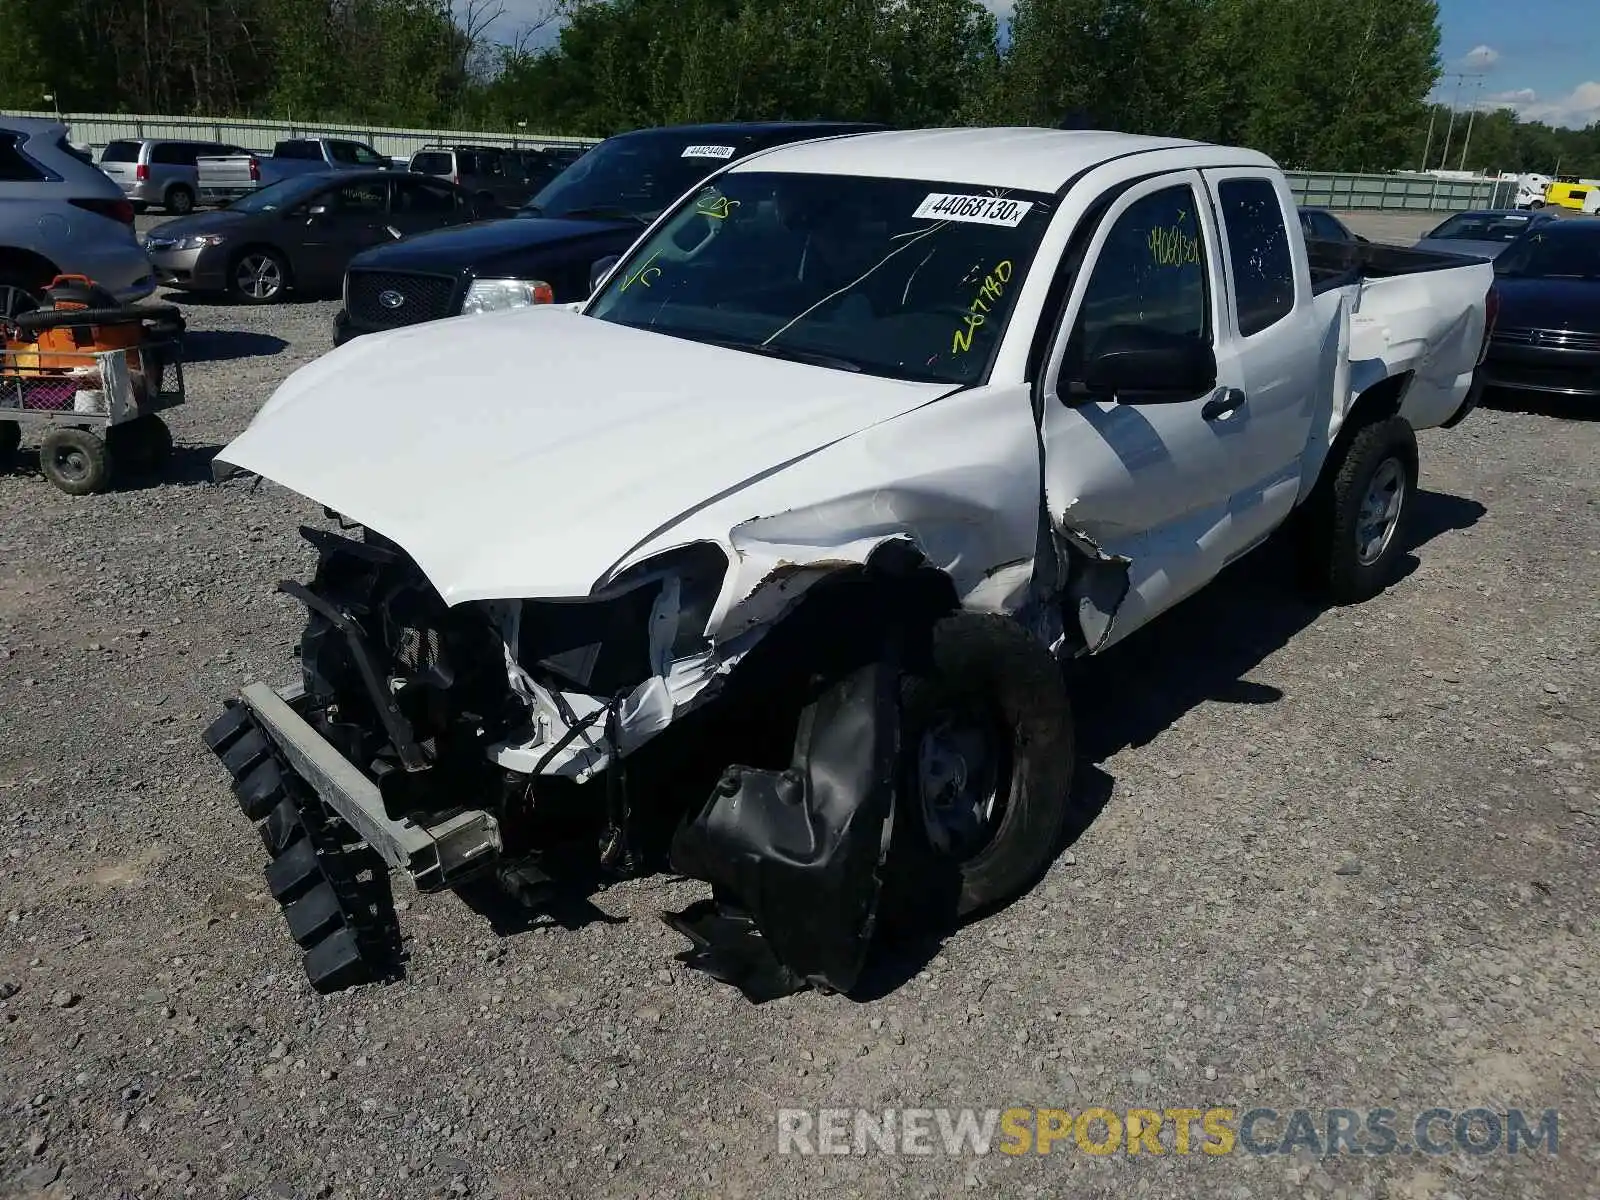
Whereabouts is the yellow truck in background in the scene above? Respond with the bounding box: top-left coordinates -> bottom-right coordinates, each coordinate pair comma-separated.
1541,179 -> 1597,211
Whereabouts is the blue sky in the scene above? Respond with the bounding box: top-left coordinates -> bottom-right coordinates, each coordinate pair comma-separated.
1433,0 -> 1599,127
491,0 -> 1600,128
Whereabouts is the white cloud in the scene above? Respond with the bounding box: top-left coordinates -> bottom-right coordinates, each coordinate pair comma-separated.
1462,44 -> 1500,69
1484,81 -> 1600,128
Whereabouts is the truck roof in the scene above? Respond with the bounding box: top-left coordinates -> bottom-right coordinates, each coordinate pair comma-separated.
729,127 -> 1277,193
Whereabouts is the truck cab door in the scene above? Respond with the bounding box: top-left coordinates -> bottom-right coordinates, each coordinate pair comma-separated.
1037,170 -> 1274,647
1200,169 -> 1324,530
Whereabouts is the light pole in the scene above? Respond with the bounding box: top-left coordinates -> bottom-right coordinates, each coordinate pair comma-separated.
1438,73 -> 1465,169
1458,80 -> 1484,171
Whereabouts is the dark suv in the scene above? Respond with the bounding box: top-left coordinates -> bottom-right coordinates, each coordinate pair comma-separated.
335,121 -> 883,344
407,145 -> 562,212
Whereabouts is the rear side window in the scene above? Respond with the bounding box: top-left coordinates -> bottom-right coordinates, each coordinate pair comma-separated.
151,143 -> 192,165
395,177 -> 461,214
276,141 -> 320,160
411,152 -> 452,175
1218,178 -> 1295,337
101,140 -> 142,164
331,142 -> 386,167
0,135 -> 45,182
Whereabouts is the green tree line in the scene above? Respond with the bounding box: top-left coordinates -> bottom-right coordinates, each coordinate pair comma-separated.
2,0 -> 1596,174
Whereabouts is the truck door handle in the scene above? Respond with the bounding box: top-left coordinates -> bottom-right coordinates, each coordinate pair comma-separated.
1202,388 -> 1247,421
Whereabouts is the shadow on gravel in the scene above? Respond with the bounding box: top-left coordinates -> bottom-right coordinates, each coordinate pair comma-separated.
1070,488 -> 1486,769
183,329 -> 290,362
160,288 -> 336,308
454,867 -> 631,938
1481,386 -> 1598,421
5,443 -> 222,491
116,444 -> 224,491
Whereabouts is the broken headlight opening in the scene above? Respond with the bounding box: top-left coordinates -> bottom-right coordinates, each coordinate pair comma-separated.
518,542 -> 728,696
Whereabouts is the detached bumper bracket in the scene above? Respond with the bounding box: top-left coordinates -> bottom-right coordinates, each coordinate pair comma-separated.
235,682 -> 501,892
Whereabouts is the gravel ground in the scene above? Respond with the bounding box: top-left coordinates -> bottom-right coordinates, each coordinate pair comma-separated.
0,211 -> 1596,1199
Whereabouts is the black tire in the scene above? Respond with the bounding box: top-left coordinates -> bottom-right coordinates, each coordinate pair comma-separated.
0,421 -> 18,471
228,247 -> 289,304
130,201 -> 149,214
109,415 -> 173,474
39,427 -> 111,495
165,184 -> 196,215
0,269 -> 46,322
1299,415 -> 1418,604
893,612 -> 1075,918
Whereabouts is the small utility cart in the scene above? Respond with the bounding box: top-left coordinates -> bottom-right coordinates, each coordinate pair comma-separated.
0,276 -> 186,496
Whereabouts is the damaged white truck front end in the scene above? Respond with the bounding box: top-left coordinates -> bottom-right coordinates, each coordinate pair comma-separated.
203,128 -> 1492,999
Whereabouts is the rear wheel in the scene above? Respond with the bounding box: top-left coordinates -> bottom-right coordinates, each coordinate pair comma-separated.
109,415 -> 173,474
891,612 -> 1075,919
0,421 -> 19,471
229,248 -> 288,303
0,270 -> 45,322
165,184 -> 196,215
1300,415 -> 1418,604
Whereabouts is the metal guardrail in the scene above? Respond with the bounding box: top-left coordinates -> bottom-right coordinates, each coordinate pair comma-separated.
5,110 -> 1523,212
1285,171 -> 1519,212
1,109 -> 599,159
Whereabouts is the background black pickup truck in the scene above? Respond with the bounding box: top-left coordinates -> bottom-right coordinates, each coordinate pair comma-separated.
333,121 -> 883,344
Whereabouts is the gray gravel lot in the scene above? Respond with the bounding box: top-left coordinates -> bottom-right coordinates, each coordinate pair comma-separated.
0,210 -> 1596,1199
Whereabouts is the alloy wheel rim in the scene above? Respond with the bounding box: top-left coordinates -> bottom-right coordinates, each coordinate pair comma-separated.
1356,457 -> 1406,566
238,256 -> 281,299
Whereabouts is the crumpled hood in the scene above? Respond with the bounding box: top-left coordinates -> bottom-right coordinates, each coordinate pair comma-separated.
217,307 -> 950,603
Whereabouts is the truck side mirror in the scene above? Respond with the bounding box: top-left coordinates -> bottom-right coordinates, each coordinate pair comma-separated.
589,255 -> 620,294
1078,326 -> 1217,402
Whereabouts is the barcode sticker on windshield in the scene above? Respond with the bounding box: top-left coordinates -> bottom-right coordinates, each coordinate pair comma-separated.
914,193 -> 1034,227
682,144 -> 737,159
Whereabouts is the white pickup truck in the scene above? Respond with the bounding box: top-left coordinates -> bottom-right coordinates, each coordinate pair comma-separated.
203,128 -> 1494,999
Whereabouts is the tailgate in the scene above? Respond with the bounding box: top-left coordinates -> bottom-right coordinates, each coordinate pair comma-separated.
99,162 -> 136,189
198,156 -> 255,189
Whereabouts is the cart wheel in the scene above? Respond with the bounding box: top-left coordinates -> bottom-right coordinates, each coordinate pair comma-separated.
110,416 -> 173,474
0,421 -> 19,471
40,428 -> 111,495
141,416 -> 174,470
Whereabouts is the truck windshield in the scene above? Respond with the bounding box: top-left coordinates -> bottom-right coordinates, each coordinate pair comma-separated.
585,171 -> 1055,384
1495,225 -> 1600,280
519,131 -> 755,224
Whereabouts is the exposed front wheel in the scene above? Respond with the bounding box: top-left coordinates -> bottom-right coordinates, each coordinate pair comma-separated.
1301,415 -> 1418,604
230,249 -> 288,303
892,612 -> 1076,919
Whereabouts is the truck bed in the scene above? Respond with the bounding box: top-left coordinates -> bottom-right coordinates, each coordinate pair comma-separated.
1307,237 -> 1490,295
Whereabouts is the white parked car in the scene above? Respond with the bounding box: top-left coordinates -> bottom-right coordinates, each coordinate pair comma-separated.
203,128 -> 1495,998
0,117 -> 155,319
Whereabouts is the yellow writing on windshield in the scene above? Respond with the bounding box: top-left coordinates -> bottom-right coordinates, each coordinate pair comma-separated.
1148,222 -> 1201,268
620,250 -> 663,291
952,260 -> 1014,355
695,193 -> 741,220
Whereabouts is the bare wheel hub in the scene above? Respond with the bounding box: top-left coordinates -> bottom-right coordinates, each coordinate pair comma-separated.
917,706 -> 1008,861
